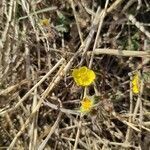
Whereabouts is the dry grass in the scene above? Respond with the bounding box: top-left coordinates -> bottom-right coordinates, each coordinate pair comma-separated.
0,0 -> 150,150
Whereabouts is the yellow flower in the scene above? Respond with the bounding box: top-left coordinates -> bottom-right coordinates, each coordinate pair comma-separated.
80,97 -> 94,113
40,18 -> 49,26
132,72 -> 140,94
72,66 -> 96,86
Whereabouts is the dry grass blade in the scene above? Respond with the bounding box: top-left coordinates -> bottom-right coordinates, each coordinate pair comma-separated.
89,0 -> 110,68
18,6 -> 57,21
73,118 -> 82,150
43,101 -> 79,115
1,0 -> 15,44
8,63 -> 66,149
0,80 -> 28,96
127,14 -> 150,40
70,0 -> 83,43
38,112 -> 62,150
0,58 -> 65,115
29,84 -> 38,150
90,48 -> 150,58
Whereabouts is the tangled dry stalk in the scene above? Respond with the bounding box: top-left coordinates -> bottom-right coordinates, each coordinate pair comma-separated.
0,0 -> 150,149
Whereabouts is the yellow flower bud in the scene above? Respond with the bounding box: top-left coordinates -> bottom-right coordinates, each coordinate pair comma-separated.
132,72 -> 140,94
40,18 -> 49,26
80,97 -> 94,113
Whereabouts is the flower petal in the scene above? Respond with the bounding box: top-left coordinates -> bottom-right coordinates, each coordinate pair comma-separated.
72,69 -> 79,78
79,66 -> 87,74
88,69 -> 96,81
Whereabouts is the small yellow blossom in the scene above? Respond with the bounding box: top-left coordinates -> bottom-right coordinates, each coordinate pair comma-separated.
72,66 -> 96,86
40,18 -> 49,26
80,97 -> 94,113
132,72 -> 140,94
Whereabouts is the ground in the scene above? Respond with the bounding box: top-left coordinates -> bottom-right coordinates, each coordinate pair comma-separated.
0,0 -> 150,149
